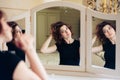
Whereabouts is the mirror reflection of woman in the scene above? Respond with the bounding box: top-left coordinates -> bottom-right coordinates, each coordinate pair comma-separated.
40,21 -> 80,66
92,21 -> 116,69
7,21 -> 25,61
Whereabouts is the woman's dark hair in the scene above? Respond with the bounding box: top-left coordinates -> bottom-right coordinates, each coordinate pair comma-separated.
0,10 -> 6,33
96,21 -> 116,44
7,21 -> 18,29
51,21 -> 73,44
7,21 -> 19,36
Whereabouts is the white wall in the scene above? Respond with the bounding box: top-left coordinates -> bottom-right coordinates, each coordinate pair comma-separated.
0,0 -> 83,19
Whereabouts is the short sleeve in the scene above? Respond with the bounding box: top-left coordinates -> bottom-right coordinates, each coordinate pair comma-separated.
0,51 -> 22,79
7,52 -> 22,73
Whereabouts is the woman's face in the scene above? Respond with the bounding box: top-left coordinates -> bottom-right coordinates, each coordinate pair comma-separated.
13,26 -> 22,38
0,17 -> 12,42
102,24 -> 116,39
60,25 -> 72,39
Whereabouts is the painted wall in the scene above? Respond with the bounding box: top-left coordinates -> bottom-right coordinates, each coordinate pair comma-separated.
0,0 -> 82,19
0,0 -> 43,9
0,0 -> 42,19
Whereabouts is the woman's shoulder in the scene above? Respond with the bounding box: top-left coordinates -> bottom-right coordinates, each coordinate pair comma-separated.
74,39 -> 80,44
72,39 -> 80,47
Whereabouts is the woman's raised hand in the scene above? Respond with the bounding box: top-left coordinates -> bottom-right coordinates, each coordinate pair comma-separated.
14,33 -> 34,52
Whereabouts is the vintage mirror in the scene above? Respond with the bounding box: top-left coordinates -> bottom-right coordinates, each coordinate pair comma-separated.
36,7 -> 81,65
86,8 -> 120,76
31,1 -> 85,72
92,17 -> 116,69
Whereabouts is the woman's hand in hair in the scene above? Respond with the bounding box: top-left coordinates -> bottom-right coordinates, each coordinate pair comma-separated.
92,35 -> 97,46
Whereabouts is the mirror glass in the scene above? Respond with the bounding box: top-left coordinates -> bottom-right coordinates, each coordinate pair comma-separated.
36,7 -> 80,66
92,17 -> 116,70
16,18 -> 26,30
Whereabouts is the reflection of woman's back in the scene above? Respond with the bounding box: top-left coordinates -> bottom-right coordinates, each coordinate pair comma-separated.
56,39 -> 80,66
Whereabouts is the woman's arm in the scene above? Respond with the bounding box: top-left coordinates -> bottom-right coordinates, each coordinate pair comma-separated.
13,61 -> 42,80
92,35 -> 97,46
14,33 -> 48,80
92,35 -> 103,53
40,35 -> 57,53
25,45 -> 48,80
92,45 -> 103,53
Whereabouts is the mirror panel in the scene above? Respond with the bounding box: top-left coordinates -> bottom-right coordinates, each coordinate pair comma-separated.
31,1 -> 86,71
36,7 -> 80,66
92,17 -> 116,69
16,18 -> 26,30
87,8 -> 120,76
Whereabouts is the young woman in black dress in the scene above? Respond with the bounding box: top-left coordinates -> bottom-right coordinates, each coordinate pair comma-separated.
40,21 -> 80,66
92,21 -> 116,69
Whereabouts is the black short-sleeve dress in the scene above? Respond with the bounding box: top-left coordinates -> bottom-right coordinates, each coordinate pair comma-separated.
103,40 -> 115,69
0,51 -> 22,80
56,40 -> 80,66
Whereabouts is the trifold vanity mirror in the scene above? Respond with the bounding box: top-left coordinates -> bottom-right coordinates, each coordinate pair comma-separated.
36,7 -> 81,65
9,1 -> 120,78
29,1 -> 120,78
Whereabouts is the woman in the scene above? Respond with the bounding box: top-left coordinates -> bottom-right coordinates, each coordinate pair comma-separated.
92,21 -> 116,69
40,21 -> 80,66
0,10 -> 48,80
7,21 -> 25,61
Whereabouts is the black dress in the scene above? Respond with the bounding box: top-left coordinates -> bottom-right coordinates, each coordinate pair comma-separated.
7,42 -> 25,61
56,40 -> 80,66
103,40 -> 115,69
0,51 -> 22,80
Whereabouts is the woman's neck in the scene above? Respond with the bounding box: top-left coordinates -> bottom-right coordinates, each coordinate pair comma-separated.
0,39 -> 7,51
109,36 -> 116,44
64,37 -> 74,44
0,39 -> 3,51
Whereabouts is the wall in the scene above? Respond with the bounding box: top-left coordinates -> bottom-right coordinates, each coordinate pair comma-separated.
0,0 -> 83,19
0,0 -> 43,9
62,0 -> 82,4
0,0 -> 43,19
